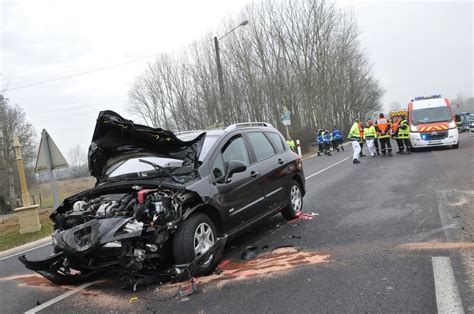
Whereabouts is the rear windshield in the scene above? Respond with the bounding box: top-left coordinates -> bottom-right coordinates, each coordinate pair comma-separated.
411,107 -> 452,125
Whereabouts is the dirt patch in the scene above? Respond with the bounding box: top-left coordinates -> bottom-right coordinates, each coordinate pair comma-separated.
397,242 -> 474,250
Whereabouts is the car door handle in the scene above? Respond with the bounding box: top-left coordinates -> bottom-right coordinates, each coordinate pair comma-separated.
278,158 -> 285,164
250,171 -> 259,178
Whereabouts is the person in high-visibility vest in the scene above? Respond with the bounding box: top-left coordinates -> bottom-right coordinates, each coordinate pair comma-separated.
323,128 -> 332,156
371,120 -> 381,155
375,113 -> 393,157
392,115 -> 405,154
398,117 -> 411,154
287,138 -> 295,152
358,120 -> 366,157
348,118 -> 362,164
316,129 -> 324,156
363,119 -> 377,157
332,126 -> 344,152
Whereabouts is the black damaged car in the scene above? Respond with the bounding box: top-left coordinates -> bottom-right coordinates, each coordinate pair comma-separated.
20,111 -> 305,288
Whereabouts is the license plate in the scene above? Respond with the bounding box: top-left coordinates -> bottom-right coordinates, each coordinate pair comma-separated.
428,140 -> 442,144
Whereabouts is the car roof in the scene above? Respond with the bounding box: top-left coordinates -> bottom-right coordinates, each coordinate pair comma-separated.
176,122 -> 277,141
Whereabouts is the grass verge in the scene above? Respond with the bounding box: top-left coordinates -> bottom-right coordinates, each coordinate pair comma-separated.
0,209 -> 54,252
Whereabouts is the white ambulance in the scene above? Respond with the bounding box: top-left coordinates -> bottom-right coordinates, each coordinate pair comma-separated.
408,95 -> 459,149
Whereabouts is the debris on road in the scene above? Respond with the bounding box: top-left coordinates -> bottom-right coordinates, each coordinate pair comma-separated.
241,246 -> 259,260
290,235 -> 302,239
178,277 -> 199,297
288,212 -> 319,224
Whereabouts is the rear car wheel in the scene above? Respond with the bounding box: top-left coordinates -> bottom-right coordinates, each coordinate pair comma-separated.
173,213 -> 217,275
281,180 -> 303,220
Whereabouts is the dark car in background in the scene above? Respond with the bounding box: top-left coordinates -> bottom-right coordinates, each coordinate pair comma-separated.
20,111 -> 305,288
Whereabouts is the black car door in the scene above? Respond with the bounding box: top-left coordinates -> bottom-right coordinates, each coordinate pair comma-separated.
245,131 -> 287,212
209,134 -> 264,232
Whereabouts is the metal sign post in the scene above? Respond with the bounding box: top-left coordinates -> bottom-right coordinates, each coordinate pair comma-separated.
35,129 -> 68,209
44,132 -> 59,208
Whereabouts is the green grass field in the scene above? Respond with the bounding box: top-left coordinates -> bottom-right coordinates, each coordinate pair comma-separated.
0,209 -> 54,251
0,176 -> 95,252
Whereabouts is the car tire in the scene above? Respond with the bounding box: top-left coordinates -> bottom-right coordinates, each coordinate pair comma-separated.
172,213 -> 218,275
453,142 -> 459,149
281,180 -> 303,220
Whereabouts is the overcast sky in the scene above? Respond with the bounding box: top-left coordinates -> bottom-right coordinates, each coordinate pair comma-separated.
0,0 -> 472,158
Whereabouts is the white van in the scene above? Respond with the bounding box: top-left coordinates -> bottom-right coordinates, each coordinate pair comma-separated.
408,95 -> 459,149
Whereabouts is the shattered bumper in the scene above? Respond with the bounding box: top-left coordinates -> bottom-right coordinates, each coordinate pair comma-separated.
18,235 -> 227,288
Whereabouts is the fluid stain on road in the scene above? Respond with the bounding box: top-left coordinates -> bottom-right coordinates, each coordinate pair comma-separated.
196,246 -> 330,285
0,274 -> 71,290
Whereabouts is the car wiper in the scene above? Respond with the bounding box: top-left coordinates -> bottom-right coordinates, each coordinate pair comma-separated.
138,159 -> 184,184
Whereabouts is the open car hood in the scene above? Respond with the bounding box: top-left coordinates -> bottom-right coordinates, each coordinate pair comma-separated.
88,111 -> 205,178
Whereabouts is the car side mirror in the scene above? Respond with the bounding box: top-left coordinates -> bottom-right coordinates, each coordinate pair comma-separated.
224,160 -> 247,183
455,114 -> 461,123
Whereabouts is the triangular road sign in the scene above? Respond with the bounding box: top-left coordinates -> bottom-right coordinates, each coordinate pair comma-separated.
35,129 -> 68,172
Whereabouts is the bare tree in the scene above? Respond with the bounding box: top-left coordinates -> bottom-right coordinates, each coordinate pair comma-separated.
128,0 -> 384,149
67,144 -> 88,178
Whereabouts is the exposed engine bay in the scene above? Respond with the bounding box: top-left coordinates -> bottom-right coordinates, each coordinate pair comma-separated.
19,186 -> 227,289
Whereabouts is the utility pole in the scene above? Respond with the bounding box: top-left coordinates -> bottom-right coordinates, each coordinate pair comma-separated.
213,20 -> 249,127
214,36 -> 227,126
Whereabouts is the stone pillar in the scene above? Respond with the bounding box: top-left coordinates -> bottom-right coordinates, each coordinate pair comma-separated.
13,136 -> 41,234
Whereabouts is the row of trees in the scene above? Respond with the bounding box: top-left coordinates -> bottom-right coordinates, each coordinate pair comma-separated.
129,0 -> 384,146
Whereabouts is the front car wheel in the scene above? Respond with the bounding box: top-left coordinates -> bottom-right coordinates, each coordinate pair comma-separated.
172,213 -> 218,275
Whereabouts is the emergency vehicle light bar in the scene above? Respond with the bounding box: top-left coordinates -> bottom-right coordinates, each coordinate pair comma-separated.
413,95 -> 442,101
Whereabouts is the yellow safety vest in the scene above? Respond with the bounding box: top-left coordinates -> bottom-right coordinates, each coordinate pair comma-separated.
398,120 -> 410,139
348,122 -> 360,141
363,126 -> 376,139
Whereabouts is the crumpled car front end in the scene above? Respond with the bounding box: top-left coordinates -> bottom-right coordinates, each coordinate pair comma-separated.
19,187 -> 226,288
19,110 -> 226,289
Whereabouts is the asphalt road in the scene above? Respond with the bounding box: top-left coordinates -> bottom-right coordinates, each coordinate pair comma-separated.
1,133 -> 473,313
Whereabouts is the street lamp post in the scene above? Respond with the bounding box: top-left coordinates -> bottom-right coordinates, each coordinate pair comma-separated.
214,20 -> 248,126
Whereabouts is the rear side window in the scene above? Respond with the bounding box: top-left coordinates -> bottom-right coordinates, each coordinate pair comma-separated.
247,132 -> 275,161
266,132 -> 285,153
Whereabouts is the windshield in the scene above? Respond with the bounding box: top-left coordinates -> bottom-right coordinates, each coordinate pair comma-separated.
104,156 -> 185,180
411,107 -> 452,125
102,135 -> 219,183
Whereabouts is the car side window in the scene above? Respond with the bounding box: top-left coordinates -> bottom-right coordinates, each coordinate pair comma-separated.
266,132 -> 285,153
211,136 -> 249,179
247,132 -> 276,161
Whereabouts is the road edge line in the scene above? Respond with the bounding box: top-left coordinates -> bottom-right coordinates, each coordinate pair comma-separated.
432,256 -> 464,313
0,237 -> 51,261
305,157 -> 349,180
25,281 -> 98,314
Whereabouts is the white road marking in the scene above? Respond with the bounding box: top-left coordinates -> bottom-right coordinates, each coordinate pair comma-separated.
25,281 -> 98,314
305,157 -> 350,180
0,242 -> 51,261
432,256 -> 464,314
